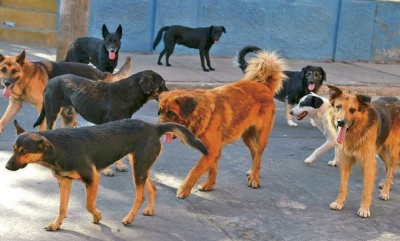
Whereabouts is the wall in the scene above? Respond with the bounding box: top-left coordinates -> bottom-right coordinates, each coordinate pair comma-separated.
87,0 -> 400,62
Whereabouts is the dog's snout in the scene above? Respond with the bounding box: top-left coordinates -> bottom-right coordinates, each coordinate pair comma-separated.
3,80 -> 11,86
337,120 -> 346,127
289,110 -> 293,115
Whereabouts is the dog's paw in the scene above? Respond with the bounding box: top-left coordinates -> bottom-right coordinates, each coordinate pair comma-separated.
115,163 -> 128,172
122,216 -> 133,226
304,157 -> 315,164
247,177 -> 261,189
197,181 -> 215,191
157,62 -> 163,65
379,191 -> 390,201
327,160 -> 338,167
166,63 -> 171,67
142,207 -> 154,216
310,118 -> 316,127
203,69 -> 210,72
101,168 -> 114,176
357,208 -> 370,218
209,67 -> 215,71
45,221 -> 61,231
176,185 -> 192,199
92,211 -> 102,224
330,202 -> 343,211
287,120 -> 298,127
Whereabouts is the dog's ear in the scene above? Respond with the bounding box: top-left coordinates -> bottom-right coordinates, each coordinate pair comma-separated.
16,50 -> 26,66
102,24 -> 109,38
300,65 -> 310,79
176,96 -> 197,119
0,53 -> 5,63
36,136 -> 55,156
320,67 -> 327,81
327,84 -> 342,100
14,120 -> 26,135
312,96 -> 324,108
221,26 -> 226,33
139,74 -> 154,94
116,24 -> 123,37
356,94 -> 371,105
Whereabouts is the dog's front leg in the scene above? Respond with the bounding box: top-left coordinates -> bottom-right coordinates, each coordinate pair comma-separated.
45,177 -> 72,231
304,139 -> 335,165
199,49 -> 209,72
286,102 -> 297,127
330,154 -> 354,212
358,154 -> 376,218
204,50 -> 214,71
0,98 -> 23,134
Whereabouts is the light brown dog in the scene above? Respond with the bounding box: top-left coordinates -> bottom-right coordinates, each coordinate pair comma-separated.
0,50 -> 131,133
158,50 -> 287,199
327,84 -> 400,218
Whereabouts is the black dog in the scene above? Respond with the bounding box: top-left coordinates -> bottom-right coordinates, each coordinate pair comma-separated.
33,70 -> 168,176
6,119 -> 207,231
237,45 -> 326,127
65,24 -> 122,73
153,25 -> 226,72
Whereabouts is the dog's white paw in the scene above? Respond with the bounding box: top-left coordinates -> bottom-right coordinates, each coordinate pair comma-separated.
101,168 -> 115,176
357,208 -> 370,218
116,163 -> 128,172
304,157 -> 315,164
379,191 -> 390,201
287,120 -> 298,127
327,160 -> 337,167
330,202 -> 343,211
309,118 -> 316,127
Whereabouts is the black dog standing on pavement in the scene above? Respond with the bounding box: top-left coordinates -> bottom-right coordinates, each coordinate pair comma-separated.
153,25 -> 226,72
237,45 -> 326,127
65,24 -> 122,73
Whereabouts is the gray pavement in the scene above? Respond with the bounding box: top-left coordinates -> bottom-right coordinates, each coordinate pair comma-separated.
1,42 -> 400,241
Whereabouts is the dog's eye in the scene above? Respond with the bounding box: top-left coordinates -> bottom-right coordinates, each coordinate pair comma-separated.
167,110 -> 176,118
11,69 -> 18,75
305,72 -> 312,77
1,67 -> 6,73
19,149 -> 27,155
349,107 -> 356,114
335,104 -> 342,111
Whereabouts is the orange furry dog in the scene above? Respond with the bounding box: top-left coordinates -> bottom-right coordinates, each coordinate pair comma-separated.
327,85 -> 400,218
158,51 -> 287,199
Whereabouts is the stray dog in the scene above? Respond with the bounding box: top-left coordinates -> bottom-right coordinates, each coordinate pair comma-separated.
33,70 -> 168,176
65,24 -> 123,73
289,93 -> 337,166
6,119 -> 207,231
158,50 -> 287,199
237,45 -> 326,127
0,50 -> 132,133
153,25 -> 226,72
327,84 -> 400,218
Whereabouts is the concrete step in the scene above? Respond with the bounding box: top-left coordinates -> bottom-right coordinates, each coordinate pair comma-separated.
1,0 -> 58,13
0,26 -> 57,48
0,7 -> 57,30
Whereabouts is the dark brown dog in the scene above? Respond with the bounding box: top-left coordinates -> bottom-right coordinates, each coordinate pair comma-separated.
158,50 -> 287,199
327,85 -> 400,217
0,50 -> 132,133
6,119 -> 207,231
153,25 -> 226,71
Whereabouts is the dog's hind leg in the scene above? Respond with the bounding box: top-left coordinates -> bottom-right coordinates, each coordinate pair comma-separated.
242,127 -> 257,177
205,49 -> 214,71
60,106 -> 78,128
157,49 -> 167,65
84,169 -> 102,223
45,177 -> 73,231
378,143 -> 399,200
142,177 -> 156,216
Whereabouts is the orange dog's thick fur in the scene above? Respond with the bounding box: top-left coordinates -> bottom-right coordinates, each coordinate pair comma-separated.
327,85 -> 400,218
158,51 -> 287,199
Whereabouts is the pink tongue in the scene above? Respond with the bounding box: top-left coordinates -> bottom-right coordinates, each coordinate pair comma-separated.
308,83 -> 315,91
336,126 -> 346,144
109,52 -> 116,60
214,40 -> 219,44
163,133 -> 174,143
3,86 -> 11,98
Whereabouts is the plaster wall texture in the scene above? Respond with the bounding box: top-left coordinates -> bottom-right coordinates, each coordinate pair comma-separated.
86,0 -> 400,62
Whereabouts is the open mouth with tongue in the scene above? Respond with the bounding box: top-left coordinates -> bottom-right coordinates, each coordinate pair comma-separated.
336,121 -> 352,144
163,133 -> 175,143
109,51 -> 116,60
308,83 -> 315,91
2,84 -> 14,98
296,111 -> 308,121
214,39 -> 219,44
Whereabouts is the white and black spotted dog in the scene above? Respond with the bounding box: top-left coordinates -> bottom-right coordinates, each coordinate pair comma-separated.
289,93 -> 337,166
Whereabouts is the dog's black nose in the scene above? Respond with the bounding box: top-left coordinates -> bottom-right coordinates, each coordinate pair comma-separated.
289,110 -> 293,115
337,120 -> 346,127
3,80 -> 11,86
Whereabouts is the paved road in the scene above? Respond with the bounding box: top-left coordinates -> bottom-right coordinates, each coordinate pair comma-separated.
0,97 -> 399,241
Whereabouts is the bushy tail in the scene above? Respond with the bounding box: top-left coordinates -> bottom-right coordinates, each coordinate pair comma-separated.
110,56 -> 132,81
153,26 -> 169,50
156,123 -> 208,156
236,45 -> 262,72
243,50 -> 287,94
33,104 -> 46,128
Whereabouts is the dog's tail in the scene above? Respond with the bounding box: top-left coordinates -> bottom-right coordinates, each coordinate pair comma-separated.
235,45 -> 262,72
153,26 -> 169,50
33,104 -> 46,128
109,56 -> 132,81
156,123 -> 208,156
243,50 -> 287,94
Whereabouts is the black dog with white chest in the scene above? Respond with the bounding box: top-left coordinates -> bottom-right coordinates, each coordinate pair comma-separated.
65,24 -> 122,73
237,45 -> 326,127
153,25 -> 226,72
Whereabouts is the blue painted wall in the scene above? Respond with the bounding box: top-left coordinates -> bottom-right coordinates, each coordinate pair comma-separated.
87,0 -> 400,62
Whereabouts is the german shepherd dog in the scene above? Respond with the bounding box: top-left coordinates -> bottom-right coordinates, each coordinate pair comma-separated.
0,50 -> 132,134
33,70 -> 168,176
153,25 -> 226,72
237,45 -> 326,127
327,85 -> 400,218
158,50 -> 287,199
65,24 -> 123,73
6,119 -> 207,231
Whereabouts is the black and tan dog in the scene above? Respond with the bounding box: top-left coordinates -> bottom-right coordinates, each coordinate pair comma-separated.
0,50 -> 132,134
65,24 -> 123,73
327,85 -> 400,218
237,45 -> 326,127
33,70 -> 168,176
153,25 -> 226,72
6,119 -> 207,231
